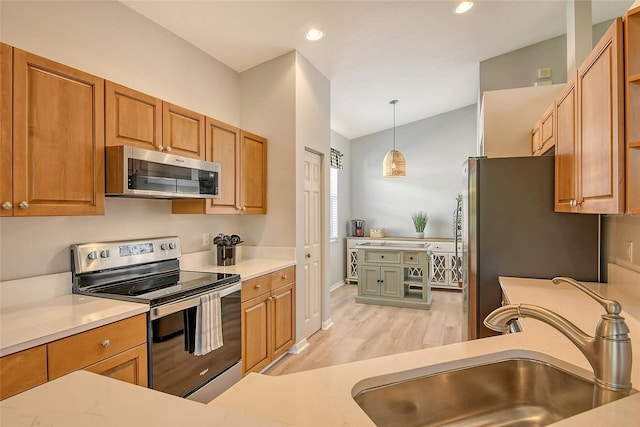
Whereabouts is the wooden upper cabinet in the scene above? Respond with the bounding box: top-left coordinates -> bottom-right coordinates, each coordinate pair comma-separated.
240,130 -> 267,215
12,48 -> 104,216
0,43 -> 12,217
555,74 -> 579,213
105,81 -> 162,151
162,102 -> 205,159
530,120 -> 541,155
625,6 -> 640,213
538,104 -> 555,155
172,123 -> 267,215
576,18 -> 625,214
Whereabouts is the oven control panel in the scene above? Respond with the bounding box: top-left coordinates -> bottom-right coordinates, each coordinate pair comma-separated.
71,236 -> 182,274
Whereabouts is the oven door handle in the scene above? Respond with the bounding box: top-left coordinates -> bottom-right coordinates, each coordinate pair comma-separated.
150,281 -> 241,320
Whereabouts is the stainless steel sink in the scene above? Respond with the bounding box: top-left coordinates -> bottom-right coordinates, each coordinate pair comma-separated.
353,358 -> 600,427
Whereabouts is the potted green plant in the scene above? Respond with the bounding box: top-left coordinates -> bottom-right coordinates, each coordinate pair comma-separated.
411,211 -> 428,238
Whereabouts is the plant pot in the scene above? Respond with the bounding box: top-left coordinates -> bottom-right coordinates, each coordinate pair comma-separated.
415,232 -> 424,239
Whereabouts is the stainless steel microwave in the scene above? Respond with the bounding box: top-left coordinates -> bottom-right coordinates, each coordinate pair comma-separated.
106,146 -> 220,199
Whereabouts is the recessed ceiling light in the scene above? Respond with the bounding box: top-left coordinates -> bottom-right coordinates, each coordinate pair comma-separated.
306,27 -> 326,41
455,1 -> 474,14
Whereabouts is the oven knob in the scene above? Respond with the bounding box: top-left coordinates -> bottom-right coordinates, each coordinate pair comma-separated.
160,243 -> 168,250
100,249 -> 110,258
87,251 -> 98,260
169,242 -> 177,250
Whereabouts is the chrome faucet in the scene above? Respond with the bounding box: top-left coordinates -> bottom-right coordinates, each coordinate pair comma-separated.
484,277 -> 632,401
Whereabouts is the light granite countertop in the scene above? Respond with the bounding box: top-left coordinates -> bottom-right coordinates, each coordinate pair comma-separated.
2,276 -> 639,426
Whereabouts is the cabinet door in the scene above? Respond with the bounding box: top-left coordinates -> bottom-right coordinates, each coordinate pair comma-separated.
380,266 -> 402,298
540,104 -> 555,154
0,43 -> 12,217
270,282 -> 295,360
12,48 -> 104,216
208,118 -> 240,213
347,248 -> 358,280
0,345 -> 47,400
239,130 -> 267,214
430,253 -> 448,286
555,75 -> 579,213
359,265 -> 381,296
447,253 -> 463,287
531,121 -> 541,155
162,102 -> 205,159
577,18 -> 625,214
105,81 -> 162,151
84,343 -> 148,387
241,293 -> 270,375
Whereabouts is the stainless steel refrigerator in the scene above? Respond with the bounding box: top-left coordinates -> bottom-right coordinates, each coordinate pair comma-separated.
461,156 -> 600,340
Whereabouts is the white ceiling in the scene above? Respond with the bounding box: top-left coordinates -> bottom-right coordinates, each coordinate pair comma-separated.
122,0 -> 632,140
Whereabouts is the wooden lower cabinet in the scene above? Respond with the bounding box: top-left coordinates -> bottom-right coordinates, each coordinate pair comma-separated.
0,345 -> 47,400
84,343 -> 148,387
48,314 -> 147,380
1,314 -> 148,400
241,267 -> 295,376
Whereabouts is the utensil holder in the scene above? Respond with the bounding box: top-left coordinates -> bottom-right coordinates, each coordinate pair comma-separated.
216,246 -> 236,266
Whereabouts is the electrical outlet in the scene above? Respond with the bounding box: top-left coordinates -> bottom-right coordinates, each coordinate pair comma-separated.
626,241 -> 633,263
202,233 -> 211,248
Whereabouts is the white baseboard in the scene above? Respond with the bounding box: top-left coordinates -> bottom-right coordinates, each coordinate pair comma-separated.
288,339 -> 309,355
330,280 -> 346,292
322,318 -> 334,330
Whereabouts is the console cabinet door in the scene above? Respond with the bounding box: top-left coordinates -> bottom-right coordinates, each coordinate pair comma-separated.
359,265 -> 381,296
12,48 -> 104,216
380,266 -> 402,298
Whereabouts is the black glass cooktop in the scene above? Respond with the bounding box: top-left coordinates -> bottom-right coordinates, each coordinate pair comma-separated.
81,270 -> 240,307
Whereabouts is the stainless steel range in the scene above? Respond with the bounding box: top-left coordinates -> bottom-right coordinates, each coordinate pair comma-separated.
70,236 -> 242,403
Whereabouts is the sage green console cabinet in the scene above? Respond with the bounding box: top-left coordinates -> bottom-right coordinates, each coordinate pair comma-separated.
356,246 -> 432,310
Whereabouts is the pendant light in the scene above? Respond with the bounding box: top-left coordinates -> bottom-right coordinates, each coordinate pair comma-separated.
383,99 -> 406,178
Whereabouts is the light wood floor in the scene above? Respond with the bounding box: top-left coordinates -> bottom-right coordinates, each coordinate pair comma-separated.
265,284 -> 463,376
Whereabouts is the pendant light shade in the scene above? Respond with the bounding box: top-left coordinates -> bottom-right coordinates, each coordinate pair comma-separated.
383,100 -> 406,178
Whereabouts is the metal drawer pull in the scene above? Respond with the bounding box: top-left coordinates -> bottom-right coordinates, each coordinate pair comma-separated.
19,201 -> 29,209
1,202 -> 11,210
101,339 -> 110,348
255,284 -> 261,289
282,275 -> 287,279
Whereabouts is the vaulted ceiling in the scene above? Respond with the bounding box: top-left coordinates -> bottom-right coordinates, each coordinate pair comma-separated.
122,1 -> 633,139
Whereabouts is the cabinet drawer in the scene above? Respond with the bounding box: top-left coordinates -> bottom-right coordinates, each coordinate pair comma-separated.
242,274 -> 272,302
428,241 -> 455,252
364,250 -> 400,263
48,314 -> 147,380
0,345 -> 47,400
271,266 -> 295,289
402,252 -> 420,264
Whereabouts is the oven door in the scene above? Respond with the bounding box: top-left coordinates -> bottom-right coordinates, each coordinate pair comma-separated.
149,282 -> 241,398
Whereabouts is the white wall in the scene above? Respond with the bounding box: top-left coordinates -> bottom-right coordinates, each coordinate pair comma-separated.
0,1 -> 247,281
350,104 -> 477,238
329,131 -> 351,288
294,52 -> 332,332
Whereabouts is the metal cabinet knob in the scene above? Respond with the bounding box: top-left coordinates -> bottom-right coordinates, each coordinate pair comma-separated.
156,145 -> 163,151
306,253 -> 311,258
241,206 -> 247,211
255,284 -> 261,289
165,146 -> 172,152
282,275 -> 287,279
1,201 -> 11,210
18,201 -> 29,209
101,339 -> 110,348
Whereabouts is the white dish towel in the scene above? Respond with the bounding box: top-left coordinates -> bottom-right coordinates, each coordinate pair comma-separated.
194,291 -> 223,356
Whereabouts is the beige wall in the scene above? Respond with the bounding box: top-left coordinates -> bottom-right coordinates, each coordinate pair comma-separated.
603,216 -> 640,277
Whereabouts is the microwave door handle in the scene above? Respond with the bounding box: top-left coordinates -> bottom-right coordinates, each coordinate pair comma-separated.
150,281 -> 241,320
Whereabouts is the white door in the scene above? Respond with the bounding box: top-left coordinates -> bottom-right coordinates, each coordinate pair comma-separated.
304,150 -> 322,338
